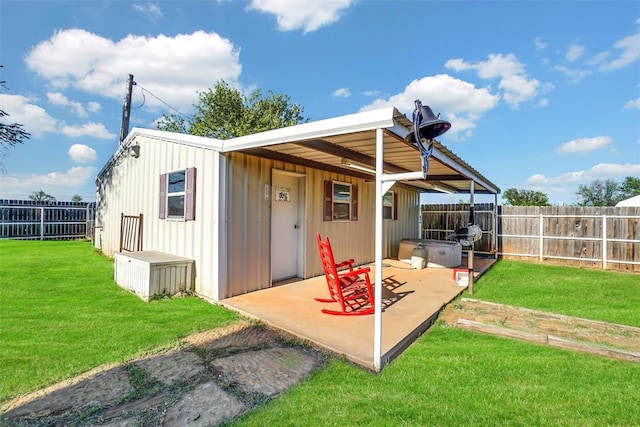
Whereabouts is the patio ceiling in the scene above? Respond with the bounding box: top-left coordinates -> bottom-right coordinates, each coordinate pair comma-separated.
239,109 -> 500,195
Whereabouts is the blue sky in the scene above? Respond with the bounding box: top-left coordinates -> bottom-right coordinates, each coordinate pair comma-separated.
1,0 -> 638,204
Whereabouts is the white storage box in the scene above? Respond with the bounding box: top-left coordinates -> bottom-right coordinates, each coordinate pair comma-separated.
114,251 -> 194,301
398,239 -> 462,268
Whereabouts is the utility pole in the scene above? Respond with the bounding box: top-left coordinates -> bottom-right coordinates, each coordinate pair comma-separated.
119,74 -> 135,145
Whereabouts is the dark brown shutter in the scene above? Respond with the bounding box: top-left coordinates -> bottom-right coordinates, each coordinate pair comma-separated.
323,180 -> 333,221
159,173 -> 167,219
393,191 -> 398,220
351,185 -> 358,221
185,167 -> 196,221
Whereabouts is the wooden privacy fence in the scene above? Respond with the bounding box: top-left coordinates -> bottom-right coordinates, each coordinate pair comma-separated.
0,200 -> 95,240
421,203 -> 497,254
421,204 -> 640,272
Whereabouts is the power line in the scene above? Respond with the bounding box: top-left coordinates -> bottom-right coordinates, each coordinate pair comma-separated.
136,84 -> 192,121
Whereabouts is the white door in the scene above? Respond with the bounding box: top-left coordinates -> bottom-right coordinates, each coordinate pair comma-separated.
271,172 -> 302,281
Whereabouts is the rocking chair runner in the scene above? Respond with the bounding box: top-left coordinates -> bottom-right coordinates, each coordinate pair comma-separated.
315,233 -> 374,315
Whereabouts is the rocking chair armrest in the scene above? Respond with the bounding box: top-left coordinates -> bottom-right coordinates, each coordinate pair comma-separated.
339,266 -> 371,278
335,259 -> 355,271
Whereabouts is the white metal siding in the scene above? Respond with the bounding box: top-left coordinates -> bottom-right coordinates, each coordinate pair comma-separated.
97,139 -> 422,301
224,153 -> 421,293
96,135 -> 223,301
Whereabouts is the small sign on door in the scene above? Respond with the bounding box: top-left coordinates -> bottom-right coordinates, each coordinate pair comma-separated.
275,186 -> 291,202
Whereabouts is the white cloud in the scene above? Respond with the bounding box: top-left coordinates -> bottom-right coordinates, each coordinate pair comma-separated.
47,92 -> 88,117
360,74 -> 500,141
534,37 -> 547,51
565,44 -> 585,61
598,31 -> 640,71
132,2 -> 163,20
0,93 -> 113,140
552,65 -> 592,83
68,144 -> 97,163
445,53 -> 546,108
60,122 -> 115,139
525,163 -> 640,185
248,0 -> 355,33
25,29 -> 242,111
332,88 -> 351,98
0,94 -> 57,137
556,136 -> 613,154
0,166 -> 96,200
87,102 -> 101,113
624,97 -> 640,109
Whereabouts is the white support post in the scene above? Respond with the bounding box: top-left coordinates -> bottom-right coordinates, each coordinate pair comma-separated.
373,128 -> 384,372
539,214 -> 544,262
493,193 -> 498,259
40,207 -> 45,240
468,181 -> 475,295
602,215 -> 607,270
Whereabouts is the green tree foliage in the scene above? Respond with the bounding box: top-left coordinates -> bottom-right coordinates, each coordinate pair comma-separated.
29,190 -> 56,203
502,188 -> 550,206
575,179 -> 620,206
618,176 -> 640,200
71,194 -> 83,202
1,69 -> 31,168
157,80 -> 307,139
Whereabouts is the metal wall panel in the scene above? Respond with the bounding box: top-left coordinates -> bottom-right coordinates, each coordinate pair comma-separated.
97,141 -> 423,301
224,153 -> 422,291
96,135 -> 222,301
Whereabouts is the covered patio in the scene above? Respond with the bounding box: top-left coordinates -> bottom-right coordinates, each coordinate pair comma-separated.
221,255 -> 495,371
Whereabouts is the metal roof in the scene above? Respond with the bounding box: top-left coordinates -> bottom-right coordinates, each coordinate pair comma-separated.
100,107 -> 499,195
225,107 -> 500,195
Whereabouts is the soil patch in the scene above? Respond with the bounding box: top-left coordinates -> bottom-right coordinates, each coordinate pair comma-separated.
440,298 -> 640,362
0,321 -> 327,427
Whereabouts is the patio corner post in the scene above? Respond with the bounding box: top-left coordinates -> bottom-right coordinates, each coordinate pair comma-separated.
373,127 -> 384,372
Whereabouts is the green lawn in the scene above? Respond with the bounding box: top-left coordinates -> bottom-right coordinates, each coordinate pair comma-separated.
471,260 -> 640,327
0,239 -> 237,403
2,241 -> 639,425
234,328 -> 639,426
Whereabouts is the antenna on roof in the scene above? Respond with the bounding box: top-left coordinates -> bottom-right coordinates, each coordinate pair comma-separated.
119,74 -> 135,146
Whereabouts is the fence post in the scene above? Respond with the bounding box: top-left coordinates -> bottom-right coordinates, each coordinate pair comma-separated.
602,215 -> 607,270
539,214 -> 544,262
40,207 -> 45,240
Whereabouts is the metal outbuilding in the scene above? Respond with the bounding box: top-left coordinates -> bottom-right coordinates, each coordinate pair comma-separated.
95,106 -> 500,369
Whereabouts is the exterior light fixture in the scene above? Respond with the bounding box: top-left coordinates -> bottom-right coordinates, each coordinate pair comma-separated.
404,99 -> 451,179
130,145 -> 140,158
340,158 -> 376,174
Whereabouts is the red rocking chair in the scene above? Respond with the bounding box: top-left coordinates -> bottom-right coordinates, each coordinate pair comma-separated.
315,233 -> 374,316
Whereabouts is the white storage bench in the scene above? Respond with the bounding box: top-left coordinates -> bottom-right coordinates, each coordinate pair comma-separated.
114,251 -> 194,301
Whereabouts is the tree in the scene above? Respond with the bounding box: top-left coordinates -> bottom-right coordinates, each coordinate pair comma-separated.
575,179 -> 620,206
502,188 -> 550,206
71,194 -> 83,202
157,80 -> 307,139
0,68 -> 31,168
29,190 -> 56,203
618,176 -> 640,200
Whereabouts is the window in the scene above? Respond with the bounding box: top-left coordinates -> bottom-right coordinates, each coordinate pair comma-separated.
383,191 -> 393,220
333,183 -> 351,220
323,180 -> 358,221
159,167 -> 196,221
167,171 -> 186,218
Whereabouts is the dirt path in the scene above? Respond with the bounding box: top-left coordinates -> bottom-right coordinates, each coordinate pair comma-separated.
440,298 -> 640,362
0,321 -> 326,427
